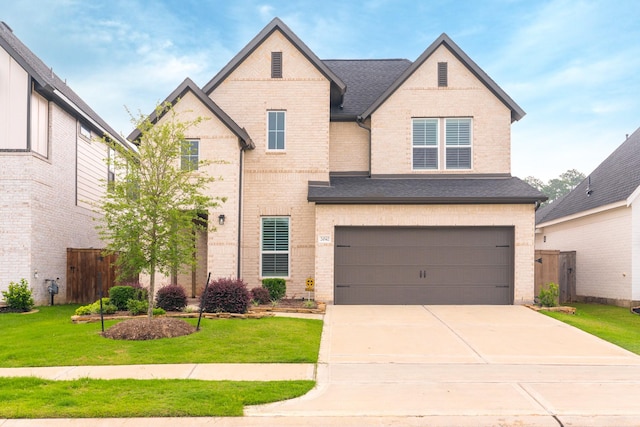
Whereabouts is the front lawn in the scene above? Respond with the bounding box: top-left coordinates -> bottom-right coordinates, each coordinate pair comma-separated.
0,305 -> 323,366
541,302 -> 640,355
0,377 -> 314,417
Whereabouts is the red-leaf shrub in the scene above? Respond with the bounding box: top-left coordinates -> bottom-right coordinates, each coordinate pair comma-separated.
155,284 -> 187,312
201,278 -> 250,314
250,287 -> 271,304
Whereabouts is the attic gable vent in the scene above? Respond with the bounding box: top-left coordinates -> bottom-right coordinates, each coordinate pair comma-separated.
271,52 -> 283,78
438,62 -> 448,87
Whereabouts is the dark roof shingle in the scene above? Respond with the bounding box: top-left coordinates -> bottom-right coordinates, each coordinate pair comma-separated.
536,126 -> 640,224
309,175 -> 546,204
323,59 -> 412,120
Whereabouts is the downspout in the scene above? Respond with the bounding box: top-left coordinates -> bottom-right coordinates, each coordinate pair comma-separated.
356,116 -> 372,177
236,145 -> 246,279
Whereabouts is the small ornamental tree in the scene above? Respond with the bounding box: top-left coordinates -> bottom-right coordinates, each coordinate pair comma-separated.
97,102 -> 223,318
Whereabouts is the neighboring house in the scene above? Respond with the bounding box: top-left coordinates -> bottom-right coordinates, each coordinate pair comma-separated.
131,18 -> 545,305
535,127 -> 640,307
0,22 -> 130,305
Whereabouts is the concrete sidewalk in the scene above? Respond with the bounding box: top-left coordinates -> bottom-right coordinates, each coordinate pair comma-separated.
3,305 -> 640,426
0,363 -> 315,381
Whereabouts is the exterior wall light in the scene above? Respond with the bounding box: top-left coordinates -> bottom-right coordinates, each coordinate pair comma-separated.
218,214 -> 225,225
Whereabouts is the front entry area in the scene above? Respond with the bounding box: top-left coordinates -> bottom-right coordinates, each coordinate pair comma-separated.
334,226 -> 514,305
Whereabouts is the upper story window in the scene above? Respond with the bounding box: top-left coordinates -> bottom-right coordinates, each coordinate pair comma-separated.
79,123 -> 91,140
267,111 -> 285,150
445,118 -> 472,169
412,118 -> 438,170
261,217 -> 289,277
181,139 -> 199,171
271,52 -> 283,78
412,117 -> 472,171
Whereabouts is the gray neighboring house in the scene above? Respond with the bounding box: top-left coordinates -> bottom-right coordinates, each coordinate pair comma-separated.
535,127 -> 640,307
0,22 -> 130,305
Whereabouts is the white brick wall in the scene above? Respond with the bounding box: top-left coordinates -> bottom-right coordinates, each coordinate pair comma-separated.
370,46 -> 512,176
536,206 -> 633,302
1,102 -> 105,305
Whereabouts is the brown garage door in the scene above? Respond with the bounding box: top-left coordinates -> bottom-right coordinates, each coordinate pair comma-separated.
334,226 -> 514,305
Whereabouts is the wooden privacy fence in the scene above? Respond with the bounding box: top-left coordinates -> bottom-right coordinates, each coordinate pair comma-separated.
534,250 -> 576,304
66,248 -> 118,304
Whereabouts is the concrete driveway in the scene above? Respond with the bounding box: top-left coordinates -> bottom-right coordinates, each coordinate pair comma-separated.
248,305 -> 640,426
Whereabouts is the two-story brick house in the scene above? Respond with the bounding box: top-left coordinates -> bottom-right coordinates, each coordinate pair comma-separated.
0,22 -> 130,305
133,18 -> 545,305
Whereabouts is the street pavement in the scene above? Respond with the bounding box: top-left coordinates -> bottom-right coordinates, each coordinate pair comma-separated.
2,305 -> 640,426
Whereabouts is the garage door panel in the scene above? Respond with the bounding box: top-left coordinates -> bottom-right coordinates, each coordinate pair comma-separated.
334,226 -> 514,305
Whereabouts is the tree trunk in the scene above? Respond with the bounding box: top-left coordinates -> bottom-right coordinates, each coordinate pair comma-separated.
148,260 -> 155,319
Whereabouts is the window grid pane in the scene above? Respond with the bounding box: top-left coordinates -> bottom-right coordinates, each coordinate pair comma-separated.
268,111 -> 285,150
261,217 -> 289,276
413,119 -> 438,169
181,140 -> 199,171
445,119 -> 471,169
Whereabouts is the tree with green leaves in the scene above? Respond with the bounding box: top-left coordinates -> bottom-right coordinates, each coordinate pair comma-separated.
97,102 -> 222,318
525,169 -> 585,205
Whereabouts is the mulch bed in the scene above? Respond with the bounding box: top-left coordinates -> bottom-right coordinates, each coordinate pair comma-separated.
102,317 -> 196,340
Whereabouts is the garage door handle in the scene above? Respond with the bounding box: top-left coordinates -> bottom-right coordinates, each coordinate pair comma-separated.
496,245 -> 510,248
495,285 -> 509,288
336,285 -> 350,288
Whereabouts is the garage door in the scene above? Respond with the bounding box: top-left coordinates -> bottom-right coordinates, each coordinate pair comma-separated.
334,226 -> 514,305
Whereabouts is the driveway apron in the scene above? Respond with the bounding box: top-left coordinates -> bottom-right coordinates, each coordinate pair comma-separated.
247,305 -> 640,425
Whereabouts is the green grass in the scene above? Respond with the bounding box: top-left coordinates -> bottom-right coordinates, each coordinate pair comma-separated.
542,303 -> 640,355
0,305 -> 323,367
0,377 -> 315,417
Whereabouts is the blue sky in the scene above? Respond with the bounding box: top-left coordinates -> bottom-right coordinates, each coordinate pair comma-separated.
3,0 -> 639,180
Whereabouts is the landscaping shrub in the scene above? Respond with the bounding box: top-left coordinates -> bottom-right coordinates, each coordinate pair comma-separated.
250,287 -> 271,305
126,299 -> 148,316
155,284 -> 187,311
153,307 -> 166,316
1,278 -> 34,311
121,281 -> 149,303
261,278 -> 286,301
538,282 -> 559,307
74,298 -> 117,316
201,278 -> 250,314
109,286 -> 137,310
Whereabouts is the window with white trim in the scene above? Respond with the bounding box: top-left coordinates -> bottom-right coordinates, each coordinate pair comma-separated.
267,111 -> 285,150
412,117 -> 472,170
79,123 -> 91,140
445,118 -> 472,169
261,217 -> 289,277
181,139 -> 199,171
412,118 -> 438,170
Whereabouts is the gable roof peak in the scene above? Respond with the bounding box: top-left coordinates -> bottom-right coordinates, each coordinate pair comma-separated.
127,77 -> 254,150
202,17 -> 346,99
359,32 -> 525,123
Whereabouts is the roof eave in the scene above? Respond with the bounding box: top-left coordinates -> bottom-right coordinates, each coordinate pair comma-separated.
308,196 -> 544,205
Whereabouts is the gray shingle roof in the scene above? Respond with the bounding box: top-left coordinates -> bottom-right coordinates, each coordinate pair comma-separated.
309,175 -> 546,204
323,59 -> 412,120
0,21 -> 127,146
536,126 -> 640,225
